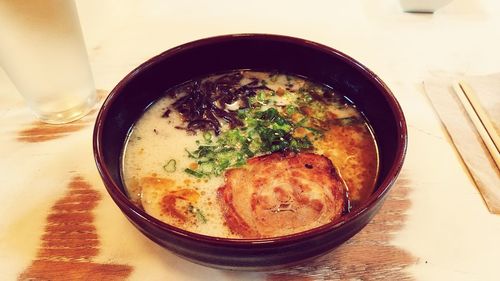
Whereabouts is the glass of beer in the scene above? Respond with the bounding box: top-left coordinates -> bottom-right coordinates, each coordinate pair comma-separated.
0,0 -> 97,124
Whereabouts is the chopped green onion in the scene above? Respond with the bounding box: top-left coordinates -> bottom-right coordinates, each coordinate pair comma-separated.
257,90 -> 267,102
285,105 -> 298,115
184,168 -> 206,178
296,117 -> 308,127
188,204 -> 207,223
185,148 -> 196,158
203,131 -> 212,142
195,208 -> 207,223
302,93 -> 313,103
163,159 -> 176,172
302,126 -> 323,136
183,104 -> 319,178
237,109 -> 248,119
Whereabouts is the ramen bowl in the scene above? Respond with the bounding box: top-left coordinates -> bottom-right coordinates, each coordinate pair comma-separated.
93,34 -> 407,270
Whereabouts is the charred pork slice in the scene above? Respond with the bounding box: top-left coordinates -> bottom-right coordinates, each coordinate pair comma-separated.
218,152 -> 347,238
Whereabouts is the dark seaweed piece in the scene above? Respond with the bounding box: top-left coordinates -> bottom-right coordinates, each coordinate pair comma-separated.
162,109 -> 171,118
164,71 -> 259,135
323,90 -> 334,100
187,119 -> 220,135
211,106 -> 243,128
203,107 -> 221,127
215,85 -> 238,105
330,116 -> 363,126
214,72 -> 243,85
244,78 -> 260,87
309,91 -> 327,103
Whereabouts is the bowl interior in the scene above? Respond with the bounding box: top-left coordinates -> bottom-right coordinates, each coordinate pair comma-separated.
95,34 -> 406,238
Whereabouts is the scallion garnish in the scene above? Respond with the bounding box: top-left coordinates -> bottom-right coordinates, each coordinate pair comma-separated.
184,168 -> 206,178
163,159 -> 176,173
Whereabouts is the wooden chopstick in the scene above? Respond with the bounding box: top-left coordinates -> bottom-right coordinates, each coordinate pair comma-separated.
452,81 -> 500,170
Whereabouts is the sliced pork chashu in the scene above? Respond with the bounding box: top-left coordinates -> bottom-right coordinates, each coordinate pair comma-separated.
218,152 -> 347,238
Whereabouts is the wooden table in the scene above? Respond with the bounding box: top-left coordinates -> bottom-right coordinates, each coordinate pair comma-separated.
1,1 -> 499,280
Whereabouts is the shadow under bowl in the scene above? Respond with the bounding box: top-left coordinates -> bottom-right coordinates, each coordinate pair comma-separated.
93,34 -> 407,271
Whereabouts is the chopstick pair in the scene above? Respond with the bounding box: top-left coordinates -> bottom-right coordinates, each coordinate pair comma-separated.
452,81 -> 500,170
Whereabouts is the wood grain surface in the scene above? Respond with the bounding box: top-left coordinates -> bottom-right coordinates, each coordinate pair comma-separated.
17,175 -> 414,280
267,175 -> 416,281
18,176 -> 133,281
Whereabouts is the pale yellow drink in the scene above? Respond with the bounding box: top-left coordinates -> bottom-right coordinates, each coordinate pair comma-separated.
0,0 -> 96,124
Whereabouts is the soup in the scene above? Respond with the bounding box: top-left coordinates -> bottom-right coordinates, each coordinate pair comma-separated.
122,70 -> 379,238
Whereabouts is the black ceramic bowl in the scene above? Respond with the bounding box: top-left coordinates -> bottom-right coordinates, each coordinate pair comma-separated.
93,34 -> 407,270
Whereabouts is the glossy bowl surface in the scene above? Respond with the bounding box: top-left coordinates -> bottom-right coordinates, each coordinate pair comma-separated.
93,34 -> 407,270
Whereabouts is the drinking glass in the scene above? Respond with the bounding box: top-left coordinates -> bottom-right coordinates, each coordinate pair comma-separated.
399,0 -> 453,13
0,0 -> 97,124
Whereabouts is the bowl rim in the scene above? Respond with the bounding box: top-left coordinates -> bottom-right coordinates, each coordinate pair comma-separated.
93,33 -> 408,246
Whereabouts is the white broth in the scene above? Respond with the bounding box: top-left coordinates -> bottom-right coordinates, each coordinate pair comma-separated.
122,70 -> 378,238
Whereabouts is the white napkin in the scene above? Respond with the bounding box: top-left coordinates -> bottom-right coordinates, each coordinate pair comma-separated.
423,73 -> 500,214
